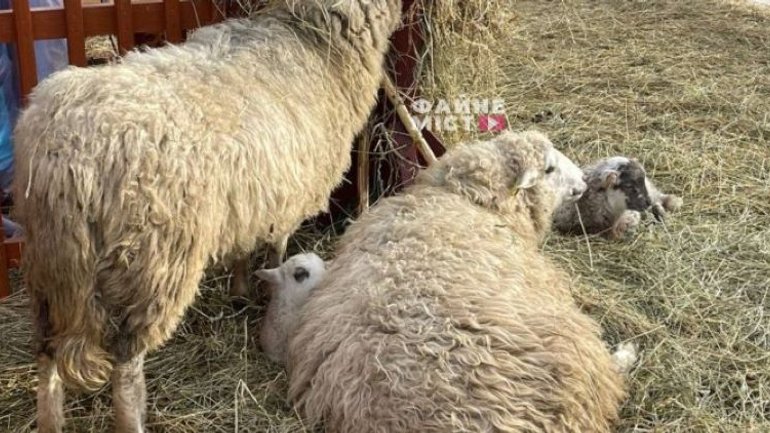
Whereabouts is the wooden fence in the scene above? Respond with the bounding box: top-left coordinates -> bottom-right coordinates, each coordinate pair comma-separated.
0,0 -> 224,297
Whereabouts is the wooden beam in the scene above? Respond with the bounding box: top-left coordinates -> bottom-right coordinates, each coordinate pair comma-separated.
64,0 -> 88,66
114,0 -> 134,54
11,0 -> 38,100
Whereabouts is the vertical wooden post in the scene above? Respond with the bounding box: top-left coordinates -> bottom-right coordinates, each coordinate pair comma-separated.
64,0 -> 87,66
0,214 -> 10,299
114,0 -> 134,54
11,0 -> 37,101
164,0 -> 182,43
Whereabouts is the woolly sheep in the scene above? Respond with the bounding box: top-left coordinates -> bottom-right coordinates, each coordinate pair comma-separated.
553,156 -> 652,239
256,252 -> 327,366
13,1 -> 403,432
288,130 -> 628,433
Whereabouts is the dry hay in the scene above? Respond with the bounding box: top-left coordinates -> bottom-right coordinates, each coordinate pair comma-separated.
2,0 -> 770,432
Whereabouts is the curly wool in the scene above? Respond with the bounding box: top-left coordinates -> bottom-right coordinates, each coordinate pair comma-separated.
288,131 -> 627,433
12,0 -> 402,391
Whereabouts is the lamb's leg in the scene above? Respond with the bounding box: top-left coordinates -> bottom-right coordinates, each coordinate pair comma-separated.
268,235 -> 289,268
112,353 -> 146,433
37,354 -> 65,433
230,258 -> 250,299
610,210 -> 641,239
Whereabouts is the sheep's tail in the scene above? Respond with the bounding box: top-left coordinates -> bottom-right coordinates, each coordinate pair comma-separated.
17,153 -> 113,392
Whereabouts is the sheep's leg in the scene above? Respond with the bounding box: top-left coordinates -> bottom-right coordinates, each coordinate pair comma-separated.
230,257 -> 250,299
112,353 -> 146,433
268,235 -> 289,268
37,354 -> 65,433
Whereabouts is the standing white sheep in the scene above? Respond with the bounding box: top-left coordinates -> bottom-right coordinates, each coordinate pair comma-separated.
12,1 -> 403,432
288,130 -> 628,433
256,252 -> 326,366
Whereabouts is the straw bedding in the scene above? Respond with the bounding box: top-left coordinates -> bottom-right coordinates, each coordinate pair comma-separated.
2,0 -> 769,431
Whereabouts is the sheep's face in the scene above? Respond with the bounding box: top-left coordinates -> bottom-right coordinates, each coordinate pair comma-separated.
255,253 -> 327,302
545,148 -> 587,208
588,157 -> 652,214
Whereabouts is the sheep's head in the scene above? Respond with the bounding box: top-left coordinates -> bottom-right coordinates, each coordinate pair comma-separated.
255,253 -> 327,302
547,147 -> 587,208
418,130 -> 578,239
585,156 -> 652,214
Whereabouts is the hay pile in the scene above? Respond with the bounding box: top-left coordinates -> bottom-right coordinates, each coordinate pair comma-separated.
2,1 -> 769,432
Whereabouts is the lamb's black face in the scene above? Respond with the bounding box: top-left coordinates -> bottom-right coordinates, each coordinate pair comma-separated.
618,161 -> 652,211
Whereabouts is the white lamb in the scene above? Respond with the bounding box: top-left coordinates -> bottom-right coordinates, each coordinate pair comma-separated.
256,252 -> 327,366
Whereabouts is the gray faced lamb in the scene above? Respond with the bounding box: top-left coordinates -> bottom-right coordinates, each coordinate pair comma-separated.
12,1 -> 403,432
553,156 -> 652,239
288,130 -> 629,433
256,252 -> 326,366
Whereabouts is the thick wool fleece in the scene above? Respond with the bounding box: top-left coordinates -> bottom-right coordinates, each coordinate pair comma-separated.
288,131 -> 627,433
13,0 -> 402,391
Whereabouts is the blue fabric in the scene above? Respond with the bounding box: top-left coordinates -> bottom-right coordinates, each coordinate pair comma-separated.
0,0 -> 68,189
0,46 -> 13,177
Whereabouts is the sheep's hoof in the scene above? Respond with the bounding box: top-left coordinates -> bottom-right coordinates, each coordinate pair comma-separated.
230,296 -> 251,311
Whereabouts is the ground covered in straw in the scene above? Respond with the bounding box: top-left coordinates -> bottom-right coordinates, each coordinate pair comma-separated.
2,1 -> 769,432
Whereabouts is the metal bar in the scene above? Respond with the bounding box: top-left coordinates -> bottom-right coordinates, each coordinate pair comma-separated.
11,0 -> 38,100
64,0 -> 87,66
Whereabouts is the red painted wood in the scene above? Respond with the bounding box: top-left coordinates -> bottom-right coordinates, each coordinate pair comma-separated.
164,0 -> 182,43
64,0 -> 87,66
11,0 -> 37,100
114,0 -> 134,54
0,1 -> 218,44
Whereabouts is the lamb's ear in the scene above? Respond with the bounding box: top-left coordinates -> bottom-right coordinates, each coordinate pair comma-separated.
255,268 -> 282,285
601,169 -> 620,189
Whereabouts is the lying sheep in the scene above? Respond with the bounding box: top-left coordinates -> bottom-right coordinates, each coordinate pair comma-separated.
257,252 -> 326,366
553,156 -> 682,239
13,1 -> 403,431
288,130 -> 628,433
553,156 -> 651,239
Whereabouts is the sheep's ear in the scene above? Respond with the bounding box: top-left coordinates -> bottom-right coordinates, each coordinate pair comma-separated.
514,168 -> 539,190
601,170 -> 620,189
255,268 -> 282,285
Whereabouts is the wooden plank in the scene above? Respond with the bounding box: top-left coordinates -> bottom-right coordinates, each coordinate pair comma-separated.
5,238 -> 23,268
164,0 -> 182,43
0,215 -> 10,299
11,0 -> 38,100
64,0 -> 87,66
114,0 -> 134,54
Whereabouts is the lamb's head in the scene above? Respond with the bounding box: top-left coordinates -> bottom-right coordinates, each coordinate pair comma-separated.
255,253 -> 327,303
585,156 -> 652,214
418,130 -> 576,239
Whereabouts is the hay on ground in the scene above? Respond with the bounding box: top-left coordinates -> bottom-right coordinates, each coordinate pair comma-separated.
2,1 -> 770,432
